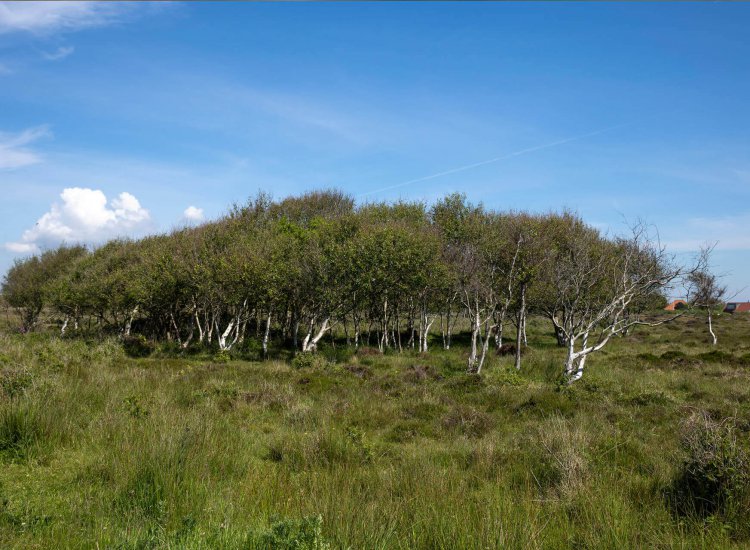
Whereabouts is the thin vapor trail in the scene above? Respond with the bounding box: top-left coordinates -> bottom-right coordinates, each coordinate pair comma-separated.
358,123 -> 629,198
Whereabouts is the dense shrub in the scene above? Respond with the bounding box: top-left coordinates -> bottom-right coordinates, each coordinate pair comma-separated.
670,412 -> 750,527
122,335 -> 155,358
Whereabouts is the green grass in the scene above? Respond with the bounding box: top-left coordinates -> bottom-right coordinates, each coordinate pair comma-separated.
1,313 -> 750,548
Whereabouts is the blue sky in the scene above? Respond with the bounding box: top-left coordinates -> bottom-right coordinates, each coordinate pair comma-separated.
1,2 -> 749,298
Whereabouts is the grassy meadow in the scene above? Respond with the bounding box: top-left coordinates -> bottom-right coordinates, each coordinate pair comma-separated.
1,312 -> 750,548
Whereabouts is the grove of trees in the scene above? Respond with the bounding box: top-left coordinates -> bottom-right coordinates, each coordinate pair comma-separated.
2,190 -> 686,383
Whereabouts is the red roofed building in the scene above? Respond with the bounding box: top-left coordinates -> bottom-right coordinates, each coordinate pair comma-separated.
664,299 -> 688,311
724,302 -> 750,314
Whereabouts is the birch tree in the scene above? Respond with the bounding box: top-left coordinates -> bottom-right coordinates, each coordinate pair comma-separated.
687,244 -> 727,346
542,221 -> 687,383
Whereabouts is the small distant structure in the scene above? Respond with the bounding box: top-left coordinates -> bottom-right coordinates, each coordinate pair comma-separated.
724,302 -> 750,314
664,299 -> 688,311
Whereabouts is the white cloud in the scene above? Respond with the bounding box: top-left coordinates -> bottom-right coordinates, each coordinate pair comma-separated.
5,187 -> 152,253
4,242 -> 37,254
0,61 -> 10,74
0,125 -> 51,170
0,2 -> 134,35
42,45 -> 74,61
183,206 -> 204,223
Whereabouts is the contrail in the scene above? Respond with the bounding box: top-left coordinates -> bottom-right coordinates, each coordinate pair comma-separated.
358,123 -> 629,198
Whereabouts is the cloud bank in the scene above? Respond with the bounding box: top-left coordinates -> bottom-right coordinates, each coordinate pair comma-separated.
5,187 -> 152,253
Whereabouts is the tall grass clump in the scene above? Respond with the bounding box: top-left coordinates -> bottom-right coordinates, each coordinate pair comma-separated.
0,400 -> 48,461
669,411 -> 750,537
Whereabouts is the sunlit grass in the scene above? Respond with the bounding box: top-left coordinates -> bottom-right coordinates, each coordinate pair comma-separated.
0,313 -> 749,548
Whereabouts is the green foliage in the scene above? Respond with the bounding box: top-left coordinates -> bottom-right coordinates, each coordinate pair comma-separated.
214,350 -> 232,363
291,353 -> 327,370
0,367 -> 33,399
248,515 -> 330,550
122,334 -> 155,358
670,412 -> 750,527
0,402 -> 44,460
495,368 -> 526,386
123,396 -> 149,419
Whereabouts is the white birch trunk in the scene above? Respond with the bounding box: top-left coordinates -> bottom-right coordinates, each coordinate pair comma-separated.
217,319 -> 235,351
515,284 -> 526,370
194,309 -> 204,343
123,306 -> 138,337
476,320 -> 495,374
467,296 -> 481,372
302,317 -> 330,352
262,311 -> 272,358
708,310 -> 717,345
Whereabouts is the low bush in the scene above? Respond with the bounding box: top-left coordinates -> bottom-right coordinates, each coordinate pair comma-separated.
122,334 -> 155,358
495,368 -> 526,386
214,350 -> 232,363
247,515 -> 331,550
442,404 -> 493,438
669,411 -> 750,532
0,367 -> 33,399
291,353 -> 327,370
403,364 -> 442,383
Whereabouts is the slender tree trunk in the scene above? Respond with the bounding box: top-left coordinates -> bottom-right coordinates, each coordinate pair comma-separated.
217,319 -> 236,351
564,331 -> 589,383
476,320 -> 495,374
302,317 -> 331,352
262,311 -> 272,358
467,296 -> 481,372
124,306 -> 138,337
207,313 -> 214,344
445,301 -> 454,350
708,310 -> 717,345
195,309 -> 204,343
514,284 -> 526,370
396,309 -> 402,353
